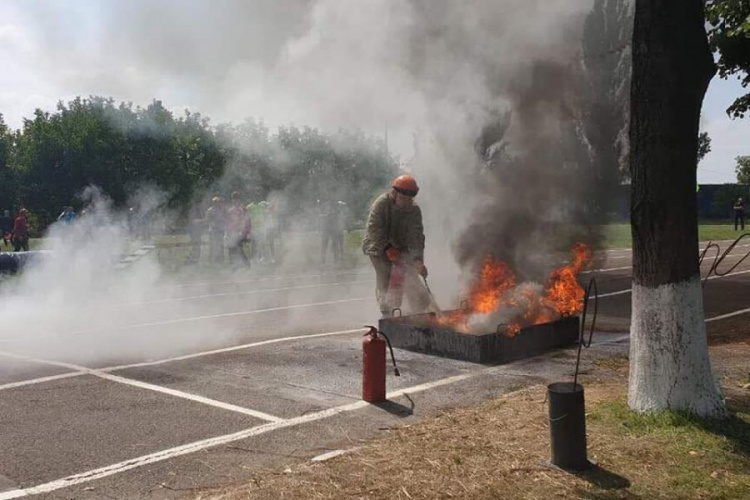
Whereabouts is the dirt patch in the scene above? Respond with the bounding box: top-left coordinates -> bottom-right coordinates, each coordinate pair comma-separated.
707,317 -> 750,346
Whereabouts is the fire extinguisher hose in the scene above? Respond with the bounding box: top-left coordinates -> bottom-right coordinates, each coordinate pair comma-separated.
364,325 -> 401,377
378,330 -> 401,377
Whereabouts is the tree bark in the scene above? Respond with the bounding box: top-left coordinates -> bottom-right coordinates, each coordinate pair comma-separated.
628,0 -> 725,416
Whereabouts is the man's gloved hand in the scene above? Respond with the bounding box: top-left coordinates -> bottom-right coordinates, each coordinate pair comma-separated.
414,259 -> 428,277
385,247 -> 401,262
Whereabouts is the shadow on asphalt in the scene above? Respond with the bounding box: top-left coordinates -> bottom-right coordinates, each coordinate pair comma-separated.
373,394 -> 415,417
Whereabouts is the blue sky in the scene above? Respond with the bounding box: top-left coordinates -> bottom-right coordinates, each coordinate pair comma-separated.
700,77 -> 750,183
0,0 -> 747,184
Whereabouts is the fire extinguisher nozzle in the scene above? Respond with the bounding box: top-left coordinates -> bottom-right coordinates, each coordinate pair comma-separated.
394,368 -> 400,377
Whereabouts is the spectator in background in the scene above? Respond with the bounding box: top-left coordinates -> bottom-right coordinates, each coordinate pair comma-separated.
264,200 -> 279,264
205,196 -> 226,263
734,197 -> 745,231
226,192 -> 251,267
334,201 -> 347,262
57,206 -> 77,225
12,208 -> 30,252
246,201 -> 265,262
320,200 -> 346,265
186,203 -> 205,264
0,210 -> 13,247
127,207 -> 140,239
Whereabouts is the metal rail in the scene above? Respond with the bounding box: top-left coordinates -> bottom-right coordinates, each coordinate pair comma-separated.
573,277 -> 598,387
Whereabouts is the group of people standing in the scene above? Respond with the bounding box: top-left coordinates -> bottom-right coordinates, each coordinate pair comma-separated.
186,194 -> 351,267
1,206 -> 77,252
187,193 -> 280,266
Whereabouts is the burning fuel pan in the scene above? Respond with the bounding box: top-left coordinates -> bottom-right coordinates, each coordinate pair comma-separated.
378,311 -> 579,364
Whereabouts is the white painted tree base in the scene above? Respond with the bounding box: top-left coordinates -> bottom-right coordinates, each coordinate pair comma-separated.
629,275 -> 726,417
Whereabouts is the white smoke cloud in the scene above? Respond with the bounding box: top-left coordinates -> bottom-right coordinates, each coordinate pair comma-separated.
0,1 -> 598,368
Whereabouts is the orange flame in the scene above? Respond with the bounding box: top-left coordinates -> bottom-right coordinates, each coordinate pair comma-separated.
543,242 -> 591,317
468,258 -> 516,314
434,243 -> 591,337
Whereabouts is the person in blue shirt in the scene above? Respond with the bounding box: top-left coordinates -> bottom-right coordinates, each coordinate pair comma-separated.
57,206 -> 77,224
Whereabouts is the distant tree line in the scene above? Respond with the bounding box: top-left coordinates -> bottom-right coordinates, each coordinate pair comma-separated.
0,96 -> 398,229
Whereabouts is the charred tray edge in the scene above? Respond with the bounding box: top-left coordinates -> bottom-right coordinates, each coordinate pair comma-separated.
378,312 -> 580,364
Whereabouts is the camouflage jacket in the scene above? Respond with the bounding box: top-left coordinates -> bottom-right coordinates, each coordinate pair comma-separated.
362,193 -> 424,261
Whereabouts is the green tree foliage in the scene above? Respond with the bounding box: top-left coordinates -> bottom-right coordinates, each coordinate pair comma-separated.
217,122 -> 397,224
706,0 -> 750,118
698,131 -> 712,161
4,96 -> 397,229
12,97 -> 226,224
0,114 -> 17,210
735,155 -> 750,183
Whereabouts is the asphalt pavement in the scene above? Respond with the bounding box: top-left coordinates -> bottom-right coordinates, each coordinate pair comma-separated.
0,242 -> 748,499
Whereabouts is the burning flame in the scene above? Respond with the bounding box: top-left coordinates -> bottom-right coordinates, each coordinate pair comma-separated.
468,259 -> 516,314
437,243 -> 591,337
543,242 -> 591,316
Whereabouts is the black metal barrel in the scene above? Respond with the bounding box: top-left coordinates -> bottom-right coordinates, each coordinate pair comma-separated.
548,382 -> 589,470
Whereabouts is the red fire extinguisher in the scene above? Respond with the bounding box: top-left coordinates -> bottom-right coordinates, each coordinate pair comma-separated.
362,326 -> 400,403
385,261 -> 406,312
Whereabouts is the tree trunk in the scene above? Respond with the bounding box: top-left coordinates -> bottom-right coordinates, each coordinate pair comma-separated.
628,0 -> 725,417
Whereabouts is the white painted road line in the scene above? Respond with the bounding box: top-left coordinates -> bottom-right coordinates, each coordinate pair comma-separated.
602,255 -> 631,261
586,248 -> 750,276
96,371 -> 285,422
0,328 -> 365,392
77,297 -> 369,332
0,297 -> 369,344
132,279 -> 373,306
311,448 -> 358,462
597,267 -> 750,299
581,266 -> 632,275
0,490 -> 26,500
160,269 -> 370,289
600,242 -> 750,254
598,288 -> 633,299
102,328 -> 366,372
0,372 -> 84,392
706,307 -> 750,323
0,369 -> 535,499
0,351 -> 284,422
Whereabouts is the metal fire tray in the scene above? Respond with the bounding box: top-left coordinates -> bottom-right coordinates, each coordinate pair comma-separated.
378,311 -> 579,364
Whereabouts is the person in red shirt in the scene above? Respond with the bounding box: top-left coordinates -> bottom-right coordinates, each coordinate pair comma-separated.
12,208 -> 30,252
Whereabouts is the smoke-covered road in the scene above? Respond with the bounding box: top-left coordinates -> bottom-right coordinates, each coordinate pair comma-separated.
0,244 -> 748,499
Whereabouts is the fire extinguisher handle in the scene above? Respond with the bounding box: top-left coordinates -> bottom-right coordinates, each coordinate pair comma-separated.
363,326 -> 400,377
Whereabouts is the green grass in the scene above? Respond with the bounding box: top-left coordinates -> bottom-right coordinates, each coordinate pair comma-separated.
588,399 -> 750,499
562,223 -> 750,250
0,238 -> 44,252
17,224 -> 750,260
699,224 -> 750,243
600,224 -> 632,249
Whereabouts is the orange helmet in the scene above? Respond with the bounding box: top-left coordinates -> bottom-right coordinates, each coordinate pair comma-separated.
392,175 -> 419,197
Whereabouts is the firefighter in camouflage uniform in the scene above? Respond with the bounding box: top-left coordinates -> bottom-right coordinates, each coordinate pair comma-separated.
362,175 -> 431,317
